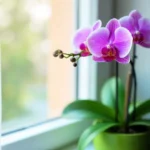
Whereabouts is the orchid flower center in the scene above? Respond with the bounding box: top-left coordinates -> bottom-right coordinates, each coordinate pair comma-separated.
80,43 -> 88,51
79,43 -> 91,56
133,31 -> 144,44
102,45 -> 117,60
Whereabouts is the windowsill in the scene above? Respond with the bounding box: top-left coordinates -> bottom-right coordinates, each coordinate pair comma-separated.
60,143 -> 94,150
2,118 -> 74,145
2,118 -> 92,150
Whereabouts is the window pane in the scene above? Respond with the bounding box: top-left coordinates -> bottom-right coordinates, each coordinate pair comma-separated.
1,0 -> 75,133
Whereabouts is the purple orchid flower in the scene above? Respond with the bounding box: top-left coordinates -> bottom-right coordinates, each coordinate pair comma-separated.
87,19 -> 132,64
73,20 -> 102,57
119,10 -> 150,48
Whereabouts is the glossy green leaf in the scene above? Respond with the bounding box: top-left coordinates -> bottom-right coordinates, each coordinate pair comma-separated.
130,119 -> 150,126
101,77 -> 125,119
63,100 -> 115,121
78,122 -> 118,150
129,101 -> 142,114
130,99 -> 150,119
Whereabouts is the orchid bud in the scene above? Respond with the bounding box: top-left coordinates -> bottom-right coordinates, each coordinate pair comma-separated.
59,54 -> 64,59
57,50 -> 63,54
73,63 -> 77,67
53,51 -> 59,57
70,57 -> 76,62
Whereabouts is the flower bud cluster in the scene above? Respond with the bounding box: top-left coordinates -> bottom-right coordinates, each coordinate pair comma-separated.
53,50 -> 63,58
53,49 -> 80,67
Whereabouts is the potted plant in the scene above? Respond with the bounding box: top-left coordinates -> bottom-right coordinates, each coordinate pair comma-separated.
53,10 -> 150,150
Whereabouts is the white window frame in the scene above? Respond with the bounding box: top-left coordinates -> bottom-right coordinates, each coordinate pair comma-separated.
1,0 -> 103,149
0,48 -> 2,149
2,118 -> 92,150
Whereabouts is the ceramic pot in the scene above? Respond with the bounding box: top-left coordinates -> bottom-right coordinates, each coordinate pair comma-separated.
94,130 -> 150,150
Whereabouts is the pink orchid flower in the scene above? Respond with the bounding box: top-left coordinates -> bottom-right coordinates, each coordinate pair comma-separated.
73,20 -> 102,57
87,19 -> 132,64
120,10 -> 150,48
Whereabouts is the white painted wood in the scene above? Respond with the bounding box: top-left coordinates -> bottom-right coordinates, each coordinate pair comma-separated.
2,119 -> 91,150
0,46 -> 2,150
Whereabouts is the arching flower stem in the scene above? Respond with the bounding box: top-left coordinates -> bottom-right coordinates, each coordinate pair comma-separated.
124,72 -> 132,133
63,52 -> 81,58
124,45 -> 137,132
130,44 -> 137,121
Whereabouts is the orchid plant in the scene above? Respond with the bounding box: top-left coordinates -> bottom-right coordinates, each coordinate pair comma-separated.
53,10 -> 150,150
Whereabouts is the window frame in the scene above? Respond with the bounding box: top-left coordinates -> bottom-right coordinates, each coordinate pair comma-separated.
2,118 -> 92,150
0,49 -> 2,148
1,0 -> 102,149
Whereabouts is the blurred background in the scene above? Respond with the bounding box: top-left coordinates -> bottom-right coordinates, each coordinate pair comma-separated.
1,0 -> 150,134
1,0 -> 74,132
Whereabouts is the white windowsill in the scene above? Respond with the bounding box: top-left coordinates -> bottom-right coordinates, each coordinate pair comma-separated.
2,118 -> 92,150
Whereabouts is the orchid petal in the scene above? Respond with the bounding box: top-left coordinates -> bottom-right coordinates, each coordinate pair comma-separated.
87,28 -> 109,57
129,10 -> 142,29
140,30 -> 150,45
113,27 -> 132,58
93,56 -> 114,62
139,42 -> 150,48
103,57 -> 115,62
119,16 -> 135,33
138,18 -> 150,48
139,18 -> 150,31
81,50 -> 91,57
116,54 -> 130,64
92,20 -> 102,31
106,18 -> 120,41
139,30 -> 150,48
73,27 -> 92,50
93,56 -> 106,62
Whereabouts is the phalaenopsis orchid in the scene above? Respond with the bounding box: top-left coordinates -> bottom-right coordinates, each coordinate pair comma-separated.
53,10 -> 150,131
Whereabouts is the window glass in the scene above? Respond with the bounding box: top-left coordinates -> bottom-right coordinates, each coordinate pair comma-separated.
1,0 -> 75,133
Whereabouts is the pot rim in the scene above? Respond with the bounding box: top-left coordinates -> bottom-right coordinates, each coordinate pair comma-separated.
103,130 -> 150,136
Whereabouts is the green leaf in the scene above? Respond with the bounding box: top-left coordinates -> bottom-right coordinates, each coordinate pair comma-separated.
62,100 -> 115,121
130,119 -> 150,126
130,99 -> 150,119
78,122 -> 118,150
101,77 -> 125,119
129,101 -> 142,114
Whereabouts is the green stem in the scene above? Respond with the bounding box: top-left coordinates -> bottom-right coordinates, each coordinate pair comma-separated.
132,44 -> 137,121
124,72 -> 132,133
115,62 -> 119,122
63,53 -> 81,57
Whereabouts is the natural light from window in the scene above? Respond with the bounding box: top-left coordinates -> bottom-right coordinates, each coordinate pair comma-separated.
1,0 -> 75,133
